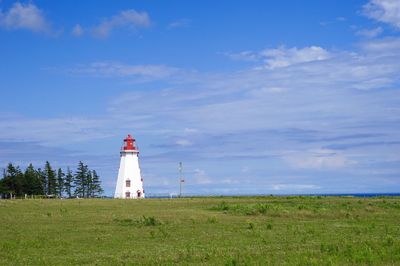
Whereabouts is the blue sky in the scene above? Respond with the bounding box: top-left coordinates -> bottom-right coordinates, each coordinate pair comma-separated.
1,0 -> 400,196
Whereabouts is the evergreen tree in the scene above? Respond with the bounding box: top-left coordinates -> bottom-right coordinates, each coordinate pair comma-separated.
0,167 -> 11,197
36,168 -> 47,195
64,167 -> 74,198
0,178 -> 6,198
23,164 -> 35,195
24,164 -> 42,195
44,161 -> 57,196
56,168 -> 65,198
74,161 -> 88,198
0,161 -> 104,199
86,170 -> 93,198
90,170 -> 103,197
2,163 -> 24,197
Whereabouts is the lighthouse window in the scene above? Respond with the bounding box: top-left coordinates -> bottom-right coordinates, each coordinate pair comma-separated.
126,180 -> 131,187
125,192 -> 131,198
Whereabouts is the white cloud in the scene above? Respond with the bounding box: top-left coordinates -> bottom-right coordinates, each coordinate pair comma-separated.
363,0 -> 400,29
241,166 -> 249,173
225,51 -> 260,62
271,184 -> 321,191
105,39 -> 400,144
193,168 -> 212,184
359,37 -> 400,54
175,139 -> 192,146
284,149 -> 355,169
356,27 -> 383,38
183,128 -> 199,134
191,169 -> 240,186
249,86 -> 287,96
260,46 -> 331,69
69,62 -> 180,80
104,41 -> 400,145
167,18 -> 190,29
0,114 -> 111,145
226,46 -> 331,68
0,2 -> 49,33
93,9 -> 151,37
72,24 -> 83,37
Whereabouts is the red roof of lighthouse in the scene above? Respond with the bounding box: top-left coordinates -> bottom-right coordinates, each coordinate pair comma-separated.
123,134 -> 137,150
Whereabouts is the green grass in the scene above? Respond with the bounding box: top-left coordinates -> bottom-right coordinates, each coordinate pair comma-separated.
0,196 -> 400,265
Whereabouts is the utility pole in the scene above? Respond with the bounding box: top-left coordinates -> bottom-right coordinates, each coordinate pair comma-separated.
179,162 -> 184,197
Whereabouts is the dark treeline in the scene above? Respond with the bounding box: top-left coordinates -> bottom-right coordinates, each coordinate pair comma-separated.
0,161 -> 103,199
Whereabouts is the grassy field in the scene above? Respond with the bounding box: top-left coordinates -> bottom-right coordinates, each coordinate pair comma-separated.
0,196 -> 399,265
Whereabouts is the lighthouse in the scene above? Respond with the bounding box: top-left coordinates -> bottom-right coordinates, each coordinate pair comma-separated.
114,134 -> 145,199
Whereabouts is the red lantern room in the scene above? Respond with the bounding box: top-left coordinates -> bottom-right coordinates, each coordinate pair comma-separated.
123,134 -> 137,151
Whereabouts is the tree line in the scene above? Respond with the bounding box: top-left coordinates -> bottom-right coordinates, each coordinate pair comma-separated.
0,161 -> 103,199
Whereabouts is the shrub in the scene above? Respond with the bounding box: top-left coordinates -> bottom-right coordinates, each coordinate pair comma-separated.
386,235 -> 394,246
114,216 -> 160,227
225,258 -> 237,266
141,216 -> 158,226
210,201 -> 229,211
256,203 -> 269,214
247,222 -> 255,230
320,243 -> 339,254
210,202 -> 271,216
207,217 -> 217,224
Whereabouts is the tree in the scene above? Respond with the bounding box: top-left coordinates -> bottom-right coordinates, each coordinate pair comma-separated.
8,163 -> 22,197
64,167 -> 74,198
90,170 -> 103,197
86,170 -> 93,198
1,163 -> 24,197
24,163 -> 42,195
0,168 -> 9,198
23,164 -> 35,195
0,161 -> 104,199
56,168 -> 65,198
74,161 -> 88,198
36,168 -> 47,196
0,180 -> 6,198
44,161 -> 57,196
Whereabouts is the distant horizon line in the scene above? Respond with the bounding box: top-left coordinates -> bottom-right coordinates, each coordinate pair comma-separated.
103,192 -> 400,198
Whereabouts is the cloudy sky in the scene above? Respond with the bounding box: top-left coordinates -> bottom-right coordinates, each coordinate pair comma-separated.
1,0 -> 400,196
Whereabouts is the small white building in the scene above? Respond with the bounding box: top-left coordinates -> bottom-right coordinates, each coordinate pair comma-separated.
114,134 -> 145,199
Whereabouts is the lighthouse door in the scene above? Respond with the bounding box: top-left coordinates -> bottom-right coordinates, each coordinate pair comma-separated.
137,190 -> 141,198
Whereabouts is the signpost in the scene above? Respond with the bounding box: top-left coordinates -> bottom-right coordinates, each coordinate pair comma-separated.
179,162 -> 184,197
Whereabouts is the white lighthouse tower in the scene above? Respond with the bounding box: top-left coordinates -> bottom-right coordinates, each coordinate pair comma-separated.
114,134 -> 145,199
